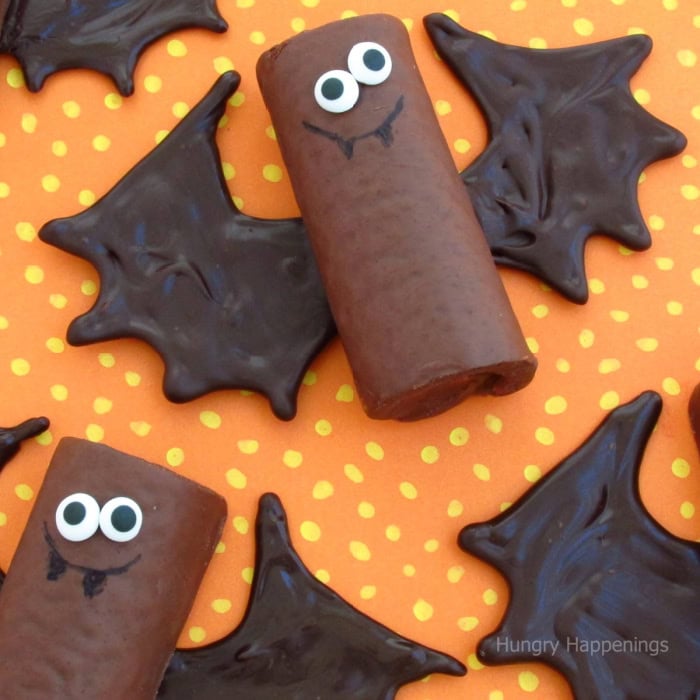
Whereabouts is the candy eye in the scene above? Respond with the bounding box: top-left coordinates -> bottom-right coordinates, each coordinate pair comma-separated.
56,493 -> 100,542
347,42 -> 392,86
99,497 -> 143,543
314,69 -> 359,113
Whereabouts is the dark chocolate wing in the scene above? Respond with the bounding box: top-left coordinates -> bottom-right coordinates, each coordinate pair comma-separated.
0,0 -> 227,94
459,392 -> 700,699
0,416 -> 49,469
424,14 -> 687,303
39,71 -> 335,420
159,493 -> 466,699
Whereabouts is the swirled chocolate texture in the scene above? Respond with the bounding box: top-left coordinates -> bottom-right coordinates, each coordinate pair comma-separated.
0,0 -> 227,95
459,391 -> 700,699
159,493 -> 466,699
0,415 -> 48,469
39,71 -> 334,421
424,14 -> 687,303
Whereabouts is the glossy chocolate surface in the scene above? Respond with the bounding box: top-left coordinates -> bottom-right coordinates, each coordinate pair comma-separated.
689,383 -> 700,454
0,416 -> 48,469
39,71 -> 335,421
424,14 -> 687,303
159,493 -> 466,699
0,0 -> 227,95
459,391 -> 700,699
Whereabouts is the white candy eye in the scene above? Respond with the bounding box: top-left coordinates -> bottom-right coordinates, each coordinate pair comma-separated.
348,42 -> 392,86
99,497 -> 142,543
314,69 -> 359,113
56,493 -> 100,542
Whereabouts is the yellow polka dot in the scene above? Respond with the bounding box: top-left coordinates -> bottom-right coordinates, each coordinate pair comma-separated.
48,294 -> 68,309
0,316 -> 7,330
237,439 -> 259,455
315,419 -> 332,436
424,539 -> 439,553
483,588 -> 498,605
579,328 -> 595,348
526,336 -> 539,354
359,585 -> 376,600
97,352 -> 115,367
241,567 -> 254,584
167,39 -> 188,57
226,468 -> 247,490
350,540 -> 371,561
633,274 -> 650,290
524,464 -> 542,482
468,653 -> 485,670
681,184 -> 700,200
682,154 -> 697,168
413,599 -> 434,622
336,384 -> 354,402
573,17 -> 594,36
511,0 -> 527,10
215,542 -> 226,554
301,0 -> 319,6
403,563 -> 416,577
435,99 -> 452,116
458,616 -> 479,631
21,113 -> 38,134
188,627 -> 206,643
24,265 -> 44,284
663,0 -> 678,8
489,691 -> 504,700
344,463 -> 364,483
454,138 -> 471,154
519,670 -> 540,692
473,463 -> 491,482
249,30 -> 266,45
672,458 -> 690,479
155,129 -> 170,144
62,100 -> 81,118
166,447 -> 184,467
303,370 -> 317,386
648,214 -> 665,231
0,132 -> 5,147
589,278 -> 606,295
449,427 -> 469,446
6,67 -> 25,88
385,524 -> 401,541
420,445 -> 439,464
0,182 -> 10,198
693,268 -> 700,286
358,501 -> 375,518
228,517 -> 247,538
314,569 -> 330,584
0,513 -> 6,526
214,56 -> 235,74
444,9 -> 461,22
610,309 -> 630,322
78,190 -> 96,207
211,598 -> 231,614
681,501 -> 696,519
51,140 -> 68,157
92,397 -> 113,415
86,424 -> 104,442
447,565 -> 465,583
677,49 -> 697,68
144,74 -> 162,93
104,92 -> 122,110
556,358 -> 571,373
599,358 -> 621,374
661,377 -> 680,396
283,449 -> 303,468
15,484 -> 34,501
50,384 -> 69,401
10,358 -> 30,376
666,300 -> 683,316
532,304 -> 549,319
535,427 -> 555,446
544,395 -> 567,415
399,481 -> 418,500
200,410 -> 222,429
42,174 -> 61,193
312,480 -> 334,499
447,499 -> 464,517
655,257 -> 674,271
124,371 -> 141,387
634,88 -> 651,105
129,421 -> 151,437
365,441 -> 384,460
237,0 -> 255,6
172,101 -> 190,119
636,337 -> 659,352
291,17 -> 306,32
221,162 -> 235,181
92,134 -> 111,152
600,391 -> 620,409
300,520 -> 321,542
485,414 -> 503,434
45,337 -> 64,354
263,164 -> 283,183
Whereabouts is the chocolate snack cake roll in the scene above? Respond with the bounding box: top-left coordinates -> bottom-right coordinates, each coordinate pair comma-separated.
0,438 -> 227,698
257,14 -> 536,420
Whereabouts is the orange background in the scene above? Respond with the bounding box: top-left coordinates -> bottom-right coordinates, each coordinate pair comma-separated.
1,1 -> 699,698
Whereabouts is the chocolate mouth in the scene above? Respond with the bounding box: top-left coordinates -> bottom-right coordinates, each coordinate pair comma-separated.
303,94 -> 404,159
43,522 -> 141,598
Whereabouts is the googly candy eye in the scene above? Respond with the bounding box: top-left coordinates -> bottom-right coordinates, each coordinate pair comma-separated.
347,42 -> 392,86
314,69 -> 359,113
56,492 -> 100,542
99,496 -> 143,543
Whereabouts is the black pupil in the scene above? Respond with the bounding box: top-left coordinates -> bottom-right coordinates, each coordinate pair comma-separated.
111,505 -> 137,533
64,501 -> 86,525
321,77 -> 344,101
363,48 -> 385,72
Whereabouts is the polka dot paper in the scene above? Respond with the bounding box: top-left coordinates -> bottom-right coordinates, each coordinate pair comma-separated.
1,1 -> 699,699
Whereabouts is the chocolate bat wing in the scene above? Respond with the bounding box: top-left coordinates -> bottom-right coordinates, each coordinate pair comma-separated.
39,71 -> 335,420
424,14 -> 687,303
159,493 -> 466,699
459,391 -> 700,698
0,0 -> 227,95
